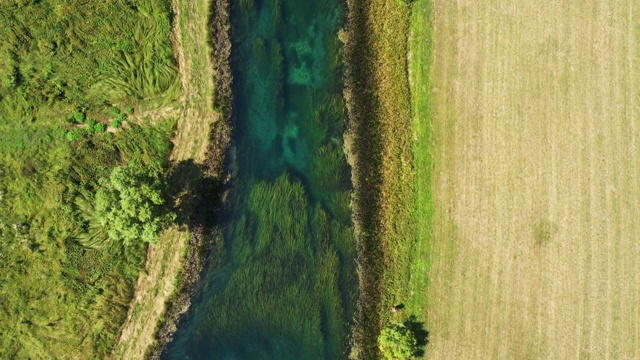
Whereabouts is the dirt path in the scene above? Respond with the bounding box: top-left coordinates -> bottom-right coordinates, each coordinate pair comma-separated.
112,0 -> 217,358
168,0 -> 218,164
128,106 -> 182,126
428,0 -> 640,358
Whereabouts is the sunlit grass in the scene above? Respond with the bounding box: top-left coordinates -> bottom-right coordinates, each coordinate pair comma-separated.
343,0 -> 434,358
0,0 -> 178,358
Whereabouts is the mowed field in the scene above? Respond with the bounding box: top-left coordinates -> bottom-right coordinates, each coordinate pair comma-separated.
427,1 -> 640,359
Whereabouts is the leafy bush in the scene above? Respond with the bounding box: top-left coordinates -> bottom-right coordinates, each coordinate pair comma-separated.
2,68 -> 17,89
86,118 -> 97,134
95,165 -> 174,246
73,111 -> 86,124
378,323 -> 418,360
95,123 -> 107,133
66,129 -> 82,141
125,106 -> 135,114
111,113 -> 127,129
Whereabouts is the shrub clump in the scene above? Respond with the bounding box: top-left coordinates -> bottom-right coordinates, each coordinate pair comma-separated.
73,111 -> 86,123
378,323 -> 418,360
111,113 -> 127,129
94,123 -> 107,133
95,165 -> 174,246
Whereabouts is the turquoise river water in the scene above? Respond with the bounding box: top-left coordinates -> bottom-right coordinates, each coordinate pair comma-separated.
164,0 -> 357,359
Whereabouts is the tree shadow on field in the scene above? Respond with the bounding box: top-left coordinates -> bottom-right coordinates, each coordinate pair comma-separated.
403,315 -> 429,357
166,159 -> 224,231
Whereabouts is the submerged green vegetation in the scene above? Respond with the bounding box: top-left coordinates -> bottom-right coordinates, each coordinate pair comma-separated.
0,0 -> 178,358
172,175 -> 355,359
165,0 -> 358,358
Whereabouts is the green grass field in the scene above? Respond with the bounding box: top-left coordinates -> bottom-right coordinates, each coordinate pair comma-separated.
373,0 -> 434,353
403,0 -> 434,327
0,1 -> 178,358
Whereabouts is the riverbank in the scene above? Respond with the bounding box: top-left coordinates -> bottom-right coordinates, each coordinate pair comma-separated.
344,0 -> 433,358
114,0 -> 432,356
111,0 -> 232,357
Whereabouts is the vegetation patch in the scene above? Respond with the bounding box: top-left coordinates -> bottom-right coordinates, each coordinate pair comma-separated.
0,0 -> 179,358
167,174 -> 355,359
0,119 -> 176,358
343,0 -> 433,358
378,323 -> 418,360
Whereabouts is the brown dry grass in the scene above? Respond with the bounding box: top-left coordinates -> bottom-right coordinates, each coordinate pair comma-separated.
427,1 -> 640,358
169,0 -> 218,164
112,229 -> 189,359
111,0 -> 217,357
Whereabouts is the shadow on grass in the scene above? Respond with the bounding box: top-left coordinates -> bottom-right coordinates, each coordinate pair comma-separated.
166,159 -> 224,231
404,315 -> 429,357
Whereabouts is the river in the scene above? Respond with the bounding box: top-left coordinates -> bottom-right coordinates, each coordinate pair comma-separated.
163,0 -> 357,358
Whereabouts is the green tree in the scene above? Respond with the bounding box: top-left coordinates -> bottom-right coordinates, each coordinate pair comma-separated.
95,165 -> 174,246
378,323 -> 418,360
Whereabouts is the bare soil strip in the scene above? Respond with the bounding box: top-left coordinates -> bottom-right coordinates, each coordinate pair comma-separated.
427,1 -> 640,358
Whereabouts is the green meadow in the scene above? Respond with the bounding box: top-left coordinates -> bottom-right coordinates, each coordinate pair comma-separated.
404,0 -> 434,325
0,0 -> 178,358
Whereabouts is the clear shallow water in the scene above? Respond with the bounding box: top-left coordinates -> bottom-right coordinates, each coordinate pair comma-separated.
164,0 -> 357,359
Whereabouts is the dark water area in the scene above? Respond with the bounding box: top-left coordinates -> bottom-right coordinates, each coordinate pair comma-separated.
163,0 -> 357,359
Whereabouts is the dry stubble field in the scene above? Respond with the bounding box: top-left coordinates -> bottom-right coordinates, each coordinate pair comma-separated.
427,0 -> 640,358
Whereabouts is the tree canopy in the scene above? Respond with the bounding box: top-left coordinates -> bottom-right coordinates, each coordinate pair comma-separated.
378,323 -> 418,360
95,165 -> 173,246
